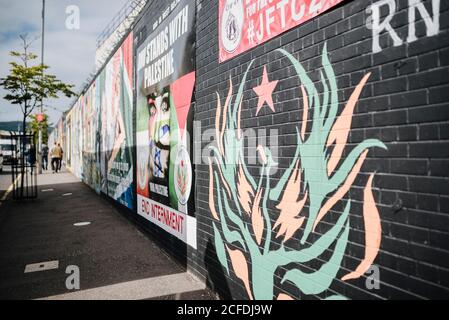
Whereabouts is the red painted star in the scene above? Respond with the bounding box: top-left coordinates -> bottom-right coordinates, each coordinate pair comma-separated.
253,66 -> 278,116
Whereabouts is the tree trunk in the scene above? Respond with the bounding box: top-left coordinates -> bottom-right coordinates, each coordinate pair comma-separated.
19,115 -> 26,199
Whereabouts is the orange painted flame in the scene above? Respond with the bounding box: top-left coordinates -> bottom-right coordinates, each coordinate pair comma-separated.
237,161 -> 255,216
274,160 -> 307,242
277,293 -> 295,300
251,188 -> 265,246
215,92 -> 223,156
215,77 -> 233,157
226,245 -> 254,300
342,173 -> 382,281
220,77 -> 233,156
313,150 -> 369,232
326,73 -> 371,176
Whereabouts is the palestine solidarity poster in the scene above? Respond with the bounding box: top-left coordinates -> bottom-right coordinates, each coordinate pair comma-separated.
136,0 -> 197,249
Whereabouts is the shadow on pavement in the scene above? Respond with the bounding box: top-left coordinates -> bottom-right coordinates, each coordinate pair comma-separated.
0,179 -> 191,300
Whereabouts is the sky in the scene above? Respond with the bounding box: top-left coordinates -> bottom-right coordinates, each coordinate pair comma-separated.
0,0 -> 130,126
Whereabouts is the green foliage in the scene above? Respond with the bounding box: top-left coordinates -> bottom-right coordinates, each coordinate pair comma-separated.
28,113 -> 49,145
0,35 -> 76,126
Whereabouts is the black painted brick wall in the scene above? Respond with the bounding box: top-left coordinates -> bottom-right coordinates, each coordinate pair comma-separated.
189,0 -> 449,300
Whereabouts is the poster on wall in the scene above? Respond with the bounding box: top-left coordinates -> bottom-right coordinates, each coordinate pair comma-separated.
218,0 -> 345,62
82,81 -> 102,194
74,99 -> 83,179
65,114 -> 72,168
136,0 -> 197,249
100,32 -> 134,209
66,97 -> 83,179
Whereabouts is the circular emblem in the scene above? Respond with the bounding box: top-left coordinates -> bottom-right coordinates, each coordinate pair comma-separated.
138,146 -> 149,192
220,0 -> 244,53
174,145 -> 192,205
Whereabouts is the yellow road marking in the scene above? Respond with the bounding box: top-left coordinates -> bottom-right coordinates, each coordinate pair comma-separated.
0,174 -> 21,204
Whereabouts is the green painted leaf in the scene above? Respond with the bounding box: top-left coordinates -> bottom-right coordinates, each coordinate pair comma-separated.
281,216 -> 350,295
270,128 -> 301,201
280,200 -> 351,263
214,172 -> 246,249
328,139 -> 387,192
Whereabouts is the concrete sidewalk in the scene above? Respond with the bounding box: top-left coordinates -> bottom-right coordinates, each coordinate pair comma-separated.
0,169 -> 216,300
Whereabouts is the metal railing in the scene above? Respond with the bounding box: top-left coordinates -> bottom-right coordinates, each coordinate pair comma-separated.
96,0 -> 147,48
95,0 -> 148,69
10,132 -> 38,200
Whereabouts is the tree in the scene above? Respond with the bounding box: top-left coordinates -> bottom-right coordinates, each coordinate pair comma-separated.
0,34 -> 76,198
0,35 -> 75,136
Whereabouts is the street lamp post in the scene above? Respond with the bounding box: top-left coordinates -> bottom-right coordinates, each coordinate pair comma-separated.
38,0 -> 46,174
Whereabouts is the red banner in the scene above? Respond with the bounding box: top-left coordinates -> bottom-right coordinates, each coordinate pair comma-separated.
219,0 -> 345,62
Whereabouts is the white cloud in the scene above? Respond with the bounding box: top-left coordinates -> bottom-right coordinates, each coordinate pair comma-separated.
0,0 -> 130,125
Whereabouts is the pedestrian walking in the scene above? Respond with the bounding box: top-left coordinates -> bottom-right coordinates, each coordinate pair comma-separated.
27,145 -> 36,171
50,143 -> 60,173
42,143 -> 49,170
57,143 -> 64,172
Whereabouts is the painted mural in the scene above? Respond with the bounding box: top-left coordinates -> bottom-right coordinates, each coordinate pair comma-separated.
61,32 -> 134,209
208,44 -> 387,300
66,98 -> 83,178
99,32 -> 134,209
82,81 -> 101,194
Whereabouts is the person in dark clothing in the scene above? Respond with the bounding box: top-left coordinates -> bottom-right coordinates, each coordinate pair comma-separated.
28,145 -> 36,166
27,145 -> 36,173
57,143 -> 64,172
42,143 -> 49,170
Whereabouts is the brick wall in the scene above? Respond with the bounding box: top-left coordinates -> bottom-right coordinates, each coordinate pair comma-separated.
190,0 -> 449,300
